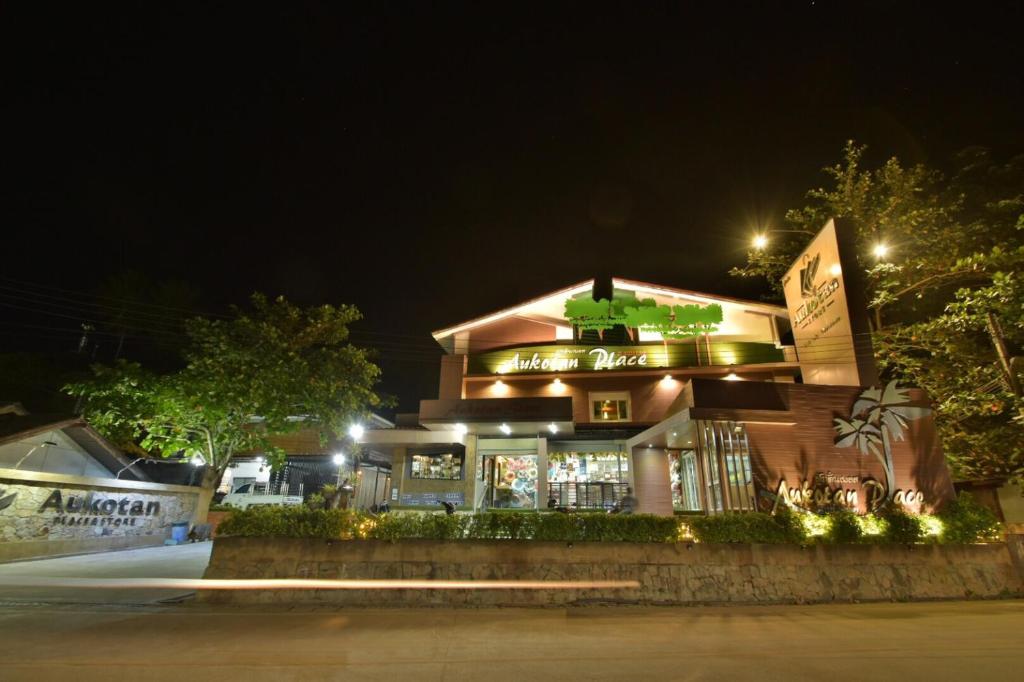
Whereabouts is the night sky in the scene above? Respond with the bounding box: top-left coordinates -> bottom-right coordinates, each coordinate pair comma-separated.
3,2 -> 1023,413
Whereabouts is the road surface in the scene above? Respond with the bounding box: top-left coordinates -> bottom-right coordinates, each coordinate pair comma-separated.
0,599 -> 1021,681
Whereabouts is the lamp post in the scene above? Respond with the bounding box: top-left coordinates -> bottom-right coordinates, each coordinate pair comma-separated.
750,228 -> 815,250
333,453 -> 345,486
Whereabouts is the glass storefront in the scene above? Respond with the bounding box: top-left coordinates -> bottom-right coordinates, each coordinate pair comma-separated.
695,420 -> 756,512
668,450 -> 701,511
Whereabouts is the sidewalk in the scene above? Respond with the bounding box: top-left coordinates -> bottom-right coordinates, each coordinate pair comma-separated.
0,542 -> 212,604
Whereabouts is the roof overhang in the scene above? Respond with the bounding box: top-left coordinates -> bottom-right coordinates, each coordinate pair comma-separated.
419,397 -> 575,437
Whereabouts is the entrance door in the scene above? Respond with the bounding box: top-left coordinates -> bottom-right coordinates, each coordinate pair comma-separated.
481,455 -> 538,509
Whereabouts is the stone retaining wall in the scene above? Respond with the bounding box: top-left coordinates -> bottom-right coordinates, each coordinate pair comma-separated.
201,536 -> 1024,607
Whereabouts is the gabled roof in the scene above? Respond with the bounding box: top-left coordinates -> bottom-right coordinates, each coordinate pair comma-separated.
611,278 -> 787,315
0,411 -> 149,481
431,277 -> 786,342
432,279 -> 594,341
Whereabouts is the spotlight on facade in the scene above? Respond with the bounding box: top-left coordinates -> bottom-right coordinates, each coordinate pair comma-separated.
752,234 -> 769,250
550,377 -> 566,394
724,373 -> 741,381
454,423 -> 468,436
348,423 -> 365,441
499,423 -> 512,435
494,379 -> 509,395
547,423 -> 558,434
661,374 -> 673,385
190,455 -> 204,467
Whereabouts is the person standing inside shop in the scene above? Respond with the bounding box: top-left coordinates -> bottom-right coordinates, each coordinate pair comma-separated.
616,487 -> 637,514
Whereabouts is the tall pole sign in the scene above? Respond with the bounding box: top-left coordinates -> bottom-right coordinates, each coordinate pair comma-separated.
782,218 -> 878,387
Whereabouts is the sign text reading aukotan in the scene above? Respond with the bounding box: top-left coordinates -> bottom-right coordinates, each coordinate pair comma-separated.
502,347 -> 649,373
40,490 -> 161,528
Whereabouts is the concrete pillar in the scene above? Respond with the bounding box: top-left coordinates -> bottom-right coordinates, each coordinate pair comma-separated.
631,446 -> 673,516
438,355 -> 467,399
536,436 -> 548,509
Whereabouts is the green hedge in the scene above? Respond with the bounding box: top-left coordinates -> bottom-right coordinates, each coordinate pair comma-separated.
215,495 -> 1003,545
687,508 -> 807,544
217,507 -> 682,542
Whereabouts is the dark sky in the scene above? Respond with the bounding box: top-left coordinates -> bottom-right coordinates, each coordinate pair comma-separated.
3,2 -> 1023,413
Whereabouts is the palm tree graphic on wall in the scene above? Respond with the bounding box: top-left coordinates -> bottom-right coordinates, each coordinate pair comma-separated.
833,381 -> 930,498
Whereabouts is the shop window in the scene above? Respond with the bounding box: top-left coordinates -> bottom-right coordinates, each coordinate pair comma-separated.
483,455 -> 538,509
409,453 -> 463,480
547,451 -> 625,483
589,391 -> 631,422
546,450 -> 628,510
668,450 -> 701,511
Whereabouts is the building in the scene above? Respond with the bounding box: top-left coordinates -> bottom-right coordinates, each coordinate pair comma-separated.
367,266 -> 955,516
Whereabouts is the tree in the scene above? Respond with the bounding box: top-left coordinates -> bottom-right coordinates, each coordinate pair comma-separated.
731,142 -> 1024,481
65,294 -> 387,506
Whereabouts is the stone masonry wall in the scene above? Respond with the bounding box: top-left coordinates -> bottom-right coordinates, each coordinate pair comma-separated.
0,475 -> 199,561
201,537 -> 1024,607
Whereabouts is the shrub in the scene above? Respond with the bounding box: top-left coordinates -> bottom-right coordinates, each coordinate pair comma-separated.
825,509 -> 863,544
216,506 -> 363,539
688,510 -> 807,544
217,507 -> 683,542
881,507 -> 923,544
939,492 -> 1002,544
305,493 -> 326,510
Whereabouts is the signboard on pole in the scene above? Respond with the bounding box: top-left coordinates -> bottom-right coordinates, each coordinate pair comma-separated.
781,218 -> 878,386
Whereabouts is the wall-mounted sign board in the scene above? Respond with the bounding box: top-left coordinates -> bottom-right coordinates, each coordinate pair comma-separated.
399,491 -> 465,507
467,342 -> 784,375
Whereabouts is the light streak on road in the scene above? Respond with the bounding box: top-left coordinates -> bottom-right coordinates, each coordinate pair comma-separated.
0,576 -> 639,591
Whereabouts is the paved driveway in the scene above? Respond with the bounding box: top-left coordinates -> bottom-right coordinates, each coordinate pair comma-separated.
0,542 -> 212,604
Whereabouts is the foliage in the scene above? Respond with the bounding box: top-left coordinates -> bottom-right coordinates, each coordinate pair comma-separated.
217,508 -> 683,543
215,506 -> 1000,545
65,294 -> 387,489
825,509 -> 863,544
938,492 -> 1002,544
730,142 -> 1024,481
305,493 -> 326,510
216,506 -> 367,539
880,506 -> 925,544
687,509 -> 807,544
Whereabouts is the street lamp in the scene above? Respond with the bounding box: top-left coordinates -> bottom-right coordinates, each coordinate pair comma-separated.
333,453 -> 346,486
873,242 -> 890,259
750,229 -> 815,250
348,423 -> 365,441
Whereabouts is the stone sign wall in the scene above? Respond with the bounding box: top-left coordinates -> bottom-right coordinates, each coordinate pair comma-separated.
0,468 -> 200,562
